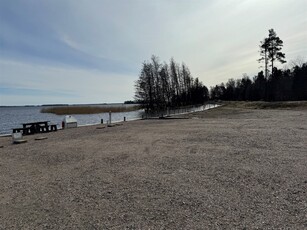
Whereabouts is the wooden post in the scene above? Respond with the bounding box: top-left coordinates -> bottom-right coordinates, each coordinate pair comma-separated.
124,117 -> 126,122
101,119 -> 103,124
109,111 -> 112,124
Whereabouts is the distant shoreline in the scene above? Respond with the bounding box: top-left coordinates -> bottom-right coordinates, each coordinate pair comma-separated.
0,102 -> 132,108
40,105 -> 141,115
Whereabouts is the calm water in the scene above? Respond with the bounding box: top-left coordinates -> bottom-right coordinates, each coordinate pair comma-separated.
0,104 -> 218,135
0,104 -> 143,135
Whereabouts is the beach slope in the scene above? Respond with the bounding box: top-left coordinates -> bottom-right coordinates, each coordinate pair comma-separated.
0,106 -> 306,229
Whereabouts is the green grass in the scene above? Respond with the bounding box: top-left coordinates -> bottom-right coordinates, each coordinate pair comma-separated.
41,105 -> 141,115
222,101 -> 307,110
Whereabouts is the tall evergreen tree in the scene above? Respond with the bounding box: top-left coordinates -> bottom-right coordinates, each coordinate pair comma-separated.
258,38 -> 269,78
259,29 -> 286,77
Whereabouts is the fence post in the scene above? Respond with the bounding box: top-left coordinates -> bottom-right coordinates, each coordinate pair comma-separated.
109,111 -> 112,124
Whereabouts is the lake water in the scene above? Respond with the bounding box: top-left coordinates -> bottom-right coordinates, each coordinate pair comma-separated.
0,104 -> 143,135
0,104 -> 218,135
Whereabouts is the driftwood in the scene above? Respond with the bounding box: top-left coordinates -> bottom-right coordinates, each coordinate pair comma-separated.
35,137 -> 48,141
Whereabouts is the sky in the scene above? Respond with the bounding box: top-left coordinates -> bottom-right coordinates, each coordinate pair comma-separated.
0,0 -> 306,106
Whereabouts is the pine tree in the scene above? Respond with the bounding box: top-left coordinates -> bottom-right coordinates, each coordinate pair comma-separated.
259,29 -> 286,77
258,38 -> 269,78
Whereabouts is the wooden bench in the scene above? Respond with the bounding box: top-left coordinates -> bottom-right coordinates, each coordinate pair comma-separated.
12,127 -> 32,135
38,125 -> 49,133
13,122 -> 58,135
49,124 -> 57,132
37,124 -> 57,132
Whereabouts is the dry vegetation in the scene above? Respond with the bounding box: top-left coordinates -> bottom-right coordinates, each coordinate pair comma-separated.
41,105 -> 141,115
221,101 -> 307,110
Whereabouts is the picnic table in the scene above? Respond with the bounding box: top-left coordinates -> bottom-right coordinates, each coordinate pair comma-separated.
23,121 -> 49,134
13,121 -> 57,135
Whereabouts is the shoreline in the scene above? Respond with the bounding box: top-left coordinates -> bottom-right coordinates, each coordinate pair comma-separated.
0,104 -> 220,137
3,101 -> 306,136
0,106 -> 306,228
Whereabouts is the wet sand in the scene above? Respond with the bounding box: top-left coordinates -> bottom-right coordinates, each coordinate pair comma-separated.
0,106 -> 306,229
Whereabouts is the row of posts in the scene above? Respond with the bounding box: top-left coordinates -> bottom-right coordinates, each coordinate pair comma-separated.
100,111 -> 126,124
99,104 -> 215,124
141,104 -> 215,119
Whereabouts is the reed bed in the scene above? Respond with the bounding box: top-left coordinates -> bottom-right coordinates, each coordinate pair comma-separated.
41,105 -> 141,115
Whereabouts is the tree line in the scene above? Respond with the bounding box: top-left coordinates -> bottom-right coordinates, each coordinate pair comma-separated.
135,55 -> 209,110
210,29 -> 306,101
134,29 -> 306,108
210,63 -> 307,101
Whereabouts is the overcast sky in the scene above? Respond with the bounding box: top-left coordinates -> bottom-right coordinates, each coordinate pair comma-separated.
1,0 -> 306,105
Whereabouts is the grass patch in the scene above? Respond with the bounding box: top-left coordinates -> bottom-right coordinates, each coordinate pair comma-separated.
41,105 -> 141,115
222,101 -> 307,110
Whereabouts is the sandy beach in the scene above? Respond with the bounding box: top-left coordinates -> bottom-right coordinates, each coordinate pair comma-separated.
0,106 -> 306,229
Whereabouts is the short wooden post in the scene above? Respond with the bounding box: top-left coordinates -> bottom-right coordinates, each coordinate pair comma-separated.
124,117 -> 126,122
101,119 -> 103,124
109,111 -> 112,124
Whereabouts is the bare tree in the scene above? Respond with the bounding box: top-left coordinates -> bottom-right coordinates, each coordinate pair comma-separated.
135,55 -> 209,110
290,56 -> 305,68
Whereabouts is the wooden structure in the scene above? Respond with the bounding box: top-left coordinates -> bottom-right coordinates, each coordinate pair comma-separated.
12,121 -> 57,135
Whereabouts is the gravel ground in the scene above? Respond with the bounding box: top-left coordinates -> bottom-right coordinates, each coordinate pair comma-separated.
0,106 -> 306,229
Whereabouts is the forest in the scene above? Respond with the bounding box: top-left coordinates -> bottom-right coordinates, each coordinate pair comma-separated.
211,29 -> 306,101
134,56 -> 209,110
135,29 -> 306,109
210,63 -> 307,101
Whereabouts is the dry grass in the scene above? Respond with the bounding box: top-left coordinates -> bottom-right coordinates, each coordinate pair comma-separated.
41,105 -> 141,115
222,101 -> 307,110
